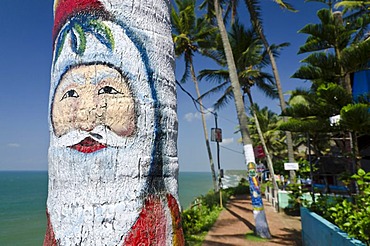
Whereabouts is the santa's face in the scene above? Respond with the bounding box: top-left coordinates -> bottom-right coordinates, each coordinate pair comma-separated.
51,64 -> 136,153
47,61 -> 155,246
46,12 -> 163,244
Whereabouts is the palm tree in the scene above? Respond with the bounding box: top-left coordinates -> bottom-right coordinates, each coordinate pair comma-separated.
197,6 -> 272,234
247,105 -> 286,163
199,20 -> 281,194
244,0 -> 298,182
171,0 -> 219,191
198,0 -> 260,182
46,0 -> 184,244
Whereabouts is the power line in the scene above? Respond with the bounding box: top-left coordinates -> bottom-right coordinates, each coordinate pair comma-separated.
217,114 -> 238,125
176,80 -> 215,116
176,80 -> 238,125
176,80 -> 245,156
220,145 -> 244,155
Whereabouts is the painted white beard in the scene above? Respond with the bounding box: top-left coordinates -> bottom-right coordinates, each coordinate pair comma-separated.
47,127 -> 155,245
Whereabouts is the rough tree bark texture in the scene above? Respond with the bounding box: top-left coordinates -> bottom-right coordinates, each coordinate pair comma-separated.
44,0 -> 184,245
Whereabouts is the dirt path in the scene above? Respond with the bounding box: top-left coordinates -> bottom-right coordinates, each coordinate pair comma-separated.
202,194 -> 302,246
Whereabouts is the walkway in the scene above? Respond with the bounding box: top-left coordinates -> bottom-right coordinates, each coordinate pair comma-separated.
203,194 -> 302,246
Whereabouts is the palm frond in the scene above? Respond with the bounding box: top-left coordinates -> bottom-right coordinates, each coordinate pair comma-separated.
200,81 -> 230,99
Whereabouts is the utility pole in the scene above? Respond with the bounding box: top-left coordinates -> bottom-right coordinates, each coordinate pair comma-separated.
212,113 -> 223,208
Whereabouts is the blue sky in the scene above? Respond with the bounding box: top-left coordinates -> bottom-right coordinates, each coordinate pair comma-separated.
0,1 -> 323,171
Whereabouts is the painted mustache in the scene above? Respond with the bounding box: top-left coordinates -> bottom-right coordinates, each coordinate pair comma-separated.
53,125 -> 134,152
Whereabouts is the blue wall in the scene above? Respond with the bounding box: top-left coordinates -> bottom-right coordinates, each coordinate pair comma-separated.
353,69 -> 370,101
300,207 -> 365,246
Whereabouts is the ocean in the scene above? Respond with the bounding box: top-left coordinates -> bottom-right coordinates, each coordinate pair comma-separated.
0,171 -> 231,245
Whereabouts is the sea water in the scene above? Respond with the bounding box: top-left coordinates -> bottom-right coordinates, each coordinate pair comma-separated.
0,171 -> 216,245
0,172 -> 47,245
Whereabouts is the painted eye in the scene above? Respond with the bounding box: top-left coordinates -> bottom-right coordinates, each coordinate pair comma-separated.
98,86 -> 120,95
61,89 -> 79,100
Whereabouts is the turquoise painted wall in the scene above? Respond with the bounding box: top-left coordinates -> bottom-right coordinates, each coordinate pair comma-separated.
300,207 -> 365,246
278,191 -> 313,209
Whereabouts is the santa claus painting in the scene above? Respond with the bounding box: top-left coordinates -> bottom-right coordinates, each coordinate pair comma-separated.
45,0 -> 184,245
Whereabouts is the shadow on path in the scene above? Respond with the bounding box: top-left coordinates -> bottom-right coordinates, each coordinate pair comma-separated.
203,195 -> 302,246
269,228 -> 302,246
226,207 -> 255,232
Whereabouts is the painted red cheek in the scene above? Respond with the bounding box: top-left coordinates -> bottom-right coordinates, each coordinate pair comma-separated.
116,125 -> 135,137
68,137 -> 106,153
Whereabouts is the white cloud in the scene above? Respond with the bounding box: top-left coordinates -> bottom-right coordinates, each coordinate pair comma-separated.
220,138 -> 233,146
184,112 -> 196,122
7,143 -> 20,148
183,108 -> 214,122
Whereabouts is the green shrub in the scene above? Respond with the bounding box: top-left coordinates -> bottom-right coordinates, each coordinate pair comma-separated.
328,169 -> 370,245
181,181 -> 250,245
231,178 -> 249,195
284,183 -> 305,215
182,191 -> 223,245
308,193 -> 344,223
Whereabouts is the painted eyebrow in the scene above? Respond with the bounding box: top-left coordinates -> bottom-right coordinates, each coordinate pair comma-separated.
92,69 -> 130,85
71,73 -> 86,84
55,72 -> 85,96
92,70 -> 120,84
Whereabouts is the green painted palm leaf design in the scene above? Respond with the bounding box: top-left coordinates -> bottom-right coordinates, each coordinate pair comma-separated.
54,15 -> 115,64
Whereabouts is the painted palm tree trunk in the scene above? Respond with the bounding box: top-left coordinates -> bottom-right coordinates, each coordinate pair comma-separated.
44,0 -> 184,245
244,0 -> 296,182
247,161 -> 271,238
213,0 -> 271,238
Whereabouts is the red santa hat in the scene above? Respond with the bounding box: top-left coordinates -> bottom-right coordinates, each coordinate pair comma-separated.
53,0 -> 108,42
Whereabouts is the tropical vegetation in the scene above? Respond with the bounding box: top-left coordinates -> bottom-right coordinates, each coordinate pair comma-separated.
171,0 -> 370,244
182,179 -> 250,245
171,0 -> 219,191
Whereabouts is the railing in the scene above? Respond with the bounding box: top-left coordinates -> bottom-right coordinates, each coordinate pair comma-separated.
264,186 -> 279,211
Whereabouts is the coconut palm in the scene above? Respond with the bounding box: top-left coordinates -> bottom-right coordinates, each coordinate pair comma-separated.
198,0 -> 259,180
171,0 -> 219,191
196,10 -> 272,235
244,0 -> 297,182
47,0 -> 184,244
199,20 -> 283,193
247,105 -> 286,162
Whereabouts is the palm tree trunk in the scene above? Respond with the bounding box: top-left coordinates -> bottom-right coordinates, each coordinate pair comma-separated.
214,0 -> 271,238
245,0 -> 296,182
246,92 -> 279,198
45,0 -> 184,244
189,60 -> 218,192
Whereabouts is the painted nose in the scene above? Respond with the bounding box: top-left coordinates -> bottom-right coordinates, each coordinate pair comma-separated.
75,97 -> 97,132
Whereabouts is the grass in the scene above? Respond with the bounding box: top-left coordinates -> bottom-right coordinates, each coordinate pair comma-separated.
245,232 -> 270,242
184,231 -> 207,246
